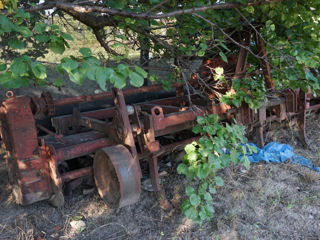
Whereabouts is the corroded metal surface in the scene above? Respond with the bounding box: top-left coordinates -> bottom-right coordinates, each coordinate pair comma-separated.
94,145 -> 141,208
0,31 -> 318,209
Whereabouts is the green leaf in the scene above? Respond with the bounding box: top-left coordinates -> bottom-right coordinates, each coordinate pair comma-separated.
184,207 -> 198,221
129,71 -> 144,87
203,125 -> 216,135
15,9 -> 30,19
187,152 -> 198,163
209,184 -> 216,194
86,66 -> 98,81
10,59 -> 28,76
197,50 -> 205,57
105,68 -> 115,80
204,192 -> 213,203
285,68 -> 298,81
209,115 -> 220,124
244,6 -> 254,13
241,155 -> 250,170
117,64 -> 130,77
266,20 -> 275,31
0,15 -> 14,32
54,78 -> 63,87
305,70 -> 317,82
189,194 -> 201,207
186,186 -> 195,196
56,64 -> 64,75
208,153 -> 221,169
215,67 -> 224,75
33,22 -> 47,33
0,63 -> 6,71
31,62 -> 47,79
185,167 -> 195,180
61,32 -> 74,41
112,73 -> 126,89
79,48 -> 92,58
17,26 -> 33,37
134,66 -> 148,78
35,34 -> 50,43
198,182 -> 208,195
230,149 -> 239,164
50,25 -> 60,31
0,72 -> 29,88
196,164 -> 210,179
204,204 -> 215,214
215,176 -> 224,187
61,58 -> 78,73
185,144 -> 196,154
86,56 -> 100,65
95,67 -> 108,91
8,39 -> 24,49
49,41 -> 65,54
196,116 -> 206,125
219,42 -> 230,52
219,51 -> 228,63
192,124 -> 203,134
69,69 -> 85,85
177,163 -> 188,174
181,199 -> 191,213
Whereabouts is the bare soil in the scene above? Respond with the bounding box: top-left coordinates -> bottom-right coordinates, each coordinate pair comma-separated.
0,87 -> 320,239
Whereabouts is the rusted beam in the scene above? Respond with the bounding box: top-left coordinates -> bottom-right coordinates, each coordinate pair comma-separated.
55,138 -> 112,162
61,167 -> 92,182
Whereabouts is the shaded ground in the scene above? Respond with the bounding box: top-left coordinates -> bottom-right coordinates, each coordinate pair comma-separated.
0,111 -> 320,239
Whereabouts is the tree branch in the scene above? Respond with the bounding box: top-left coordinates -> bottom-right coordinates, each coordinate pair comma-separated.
92,28 -> 122,56
56,0 -> 287,20
25,2 -> 56,13
145,0 -> 170,14
62,8 -> 116,30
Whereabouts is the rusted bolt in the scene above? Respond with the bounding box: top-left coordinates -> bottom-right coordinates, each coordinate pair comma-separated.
6,91 -> 14,99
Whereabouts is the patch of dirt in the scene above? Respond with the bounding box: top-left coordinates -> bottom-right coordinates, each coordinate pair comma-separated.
0,88 -> 320,239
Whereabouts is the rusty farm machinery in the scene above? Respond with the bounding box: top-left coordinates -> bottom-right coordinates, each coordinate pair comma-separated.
0,33 -> 319,210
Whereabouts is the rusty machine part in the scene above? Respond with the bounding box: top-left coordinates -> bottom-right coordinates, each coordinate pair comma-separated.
1,33 -> 320,209
94,145 -> 141,208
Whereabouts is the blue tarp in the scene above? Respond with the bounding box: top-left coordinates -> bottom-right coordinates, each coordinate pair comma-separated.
246,142 -> 320,174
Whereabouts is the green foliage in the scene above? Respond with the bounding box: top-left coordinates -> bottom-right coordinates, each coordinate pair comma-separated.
0,7 -> 148,90
220,76 -> 266,109
178,114 -> 256,223
55,48 -> 147,90
0,0 -> 319,94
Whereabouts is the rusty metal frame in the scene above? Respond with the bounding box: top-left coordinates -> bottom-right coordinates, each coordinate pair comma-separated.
0,30 -> 317,209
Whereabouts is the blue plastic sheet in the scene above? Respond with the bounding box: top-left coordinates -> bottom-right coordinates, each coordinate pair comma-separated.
246,142 -> 320,174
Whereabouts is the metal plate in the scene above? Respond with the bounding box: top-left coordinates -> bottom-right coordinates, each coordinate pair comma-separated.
93,145 -> 141,208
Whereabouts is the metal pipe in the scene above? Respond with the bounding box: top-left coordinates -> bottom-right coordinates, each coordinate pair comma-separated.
54,83 -> 182,107
36,124 -> 66,143
55,138 -> 112,162
61,167 -> 93,182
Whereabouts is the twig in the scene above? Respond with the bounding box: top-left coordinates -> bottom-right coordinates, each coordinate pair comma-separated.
146,0 -> 170,14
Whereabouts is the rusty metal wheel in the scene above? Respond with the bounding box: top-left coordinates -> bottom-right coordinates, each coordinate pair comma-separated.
93,145 -> 141,208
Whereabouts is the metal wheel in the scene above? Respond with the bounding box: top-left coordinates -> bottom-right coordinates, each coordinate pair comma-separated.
93,145 -> 141,208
